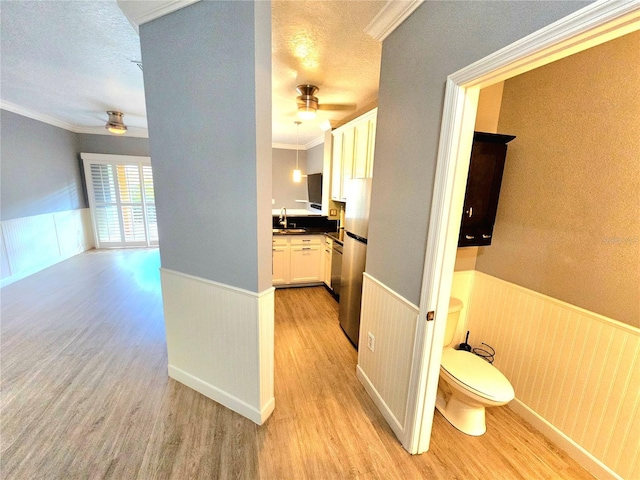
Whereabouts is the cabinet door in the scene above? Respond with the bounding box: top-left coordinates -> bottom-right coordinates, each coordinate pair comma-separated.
341,128 -> 355,200
459,136 -> 511,247
323,244 -> 332,286
272,245 -> 290,285
331,133 -> 343,201
353,122 -> 370,179
290,245 -> 322,283
366,117 -> 376,178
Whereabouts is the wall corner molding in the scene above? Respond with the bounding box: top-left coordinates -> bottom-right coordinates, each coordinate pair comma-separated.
117,0 -> 201,33
1,101 -> 79,132
364,0 -> 424,42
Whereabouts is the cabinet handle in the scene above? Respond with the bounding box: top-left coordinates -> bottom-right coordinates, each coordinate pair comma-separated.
465,235 -> 475,240
465,207 -> 473,218
302,247 -> 311,251
482,234 -> 491,239
325,249 -> 330,253
302,239 -> 311,242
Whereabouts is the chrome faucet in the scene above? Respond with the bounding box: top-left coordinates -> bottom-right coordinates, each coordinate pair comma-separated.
279,207 -> 287,229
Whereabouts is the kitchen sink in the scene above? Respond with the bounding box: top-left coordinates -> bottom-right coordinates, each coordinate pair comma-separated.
272,228 -> 307,234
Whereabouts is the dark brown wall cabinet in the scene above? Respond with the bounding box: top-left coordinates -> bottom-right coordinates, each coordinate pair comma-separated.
458,131 -> 515,247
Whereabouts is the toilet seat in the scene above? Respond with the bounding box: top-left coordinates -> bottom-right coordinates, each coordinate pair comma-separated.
440,348 -> 514,403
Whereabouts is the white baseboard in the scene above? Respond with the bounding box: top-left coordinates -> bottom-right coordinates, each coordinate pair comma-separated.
509,399 -> 621,480
356,365 -> 405,442
169,364 -> 274,425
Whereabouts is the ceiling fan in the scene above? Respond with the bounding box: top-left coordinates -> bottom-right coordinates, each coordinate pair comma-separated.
296,84 -> 356,120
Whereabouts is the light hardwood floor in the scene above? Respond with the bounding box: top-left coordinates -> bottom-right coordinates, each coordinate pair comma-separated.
1,249 -> 594,479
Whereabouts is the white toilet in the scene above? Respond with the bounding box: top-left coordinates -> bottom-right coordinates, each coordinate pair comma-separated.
435,298 -> 515,436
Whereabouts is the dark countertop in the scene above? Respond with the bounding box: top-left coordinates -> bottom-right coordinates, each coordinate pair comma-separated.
272,228 -> 343,245
326,230 -> 344,245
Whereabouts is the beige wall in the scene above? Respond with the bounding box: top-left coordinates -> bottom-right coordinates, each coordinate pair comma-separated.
475,32 -> 640,327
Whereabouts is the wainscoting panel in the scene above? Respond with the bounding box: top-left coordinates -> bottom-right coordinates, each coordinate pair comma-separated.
462,271 -> 639,479
160,268 -> 275,425
1,208 -> 93,287
0,226 -> 11,280
358,273 -> 420,441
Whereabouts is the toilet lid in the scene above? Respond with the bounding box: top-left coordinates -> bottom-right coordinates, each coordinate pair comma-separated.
440,348 -> 514,402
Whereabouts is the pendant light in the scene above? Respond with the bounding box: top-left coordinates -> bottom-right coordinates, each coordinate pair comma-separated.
293,121 -> 302,183
105,111 -> 128,135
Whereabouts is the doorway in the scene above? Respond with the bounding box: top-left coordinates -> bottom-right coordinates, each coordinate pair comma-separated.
408,0 -> 640,456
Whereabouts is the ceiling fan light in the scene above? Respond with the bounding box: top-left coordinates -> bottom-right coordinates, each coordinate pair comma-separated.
297,107 -> 316,120
105,111 -> 128,135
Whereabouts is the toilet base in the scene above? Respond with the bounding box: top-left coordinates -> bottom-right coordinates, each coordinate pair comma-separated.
436,389 -> 487,436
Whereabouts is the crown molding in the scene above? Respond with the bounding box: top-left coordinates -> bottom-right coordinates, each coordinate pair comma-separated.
272,135 -> 325,151
305,135 -> 325,150
364,0 -> 424,42
1,101 -> 149,138
117,0 -> 201,33
1,101 -> 78,132
272,143 -> 297,150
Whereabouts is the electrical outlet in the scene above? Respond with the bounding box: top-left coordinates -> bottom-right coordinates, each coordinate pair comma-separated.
272,198 -> 275,205
367,332 -> 375,352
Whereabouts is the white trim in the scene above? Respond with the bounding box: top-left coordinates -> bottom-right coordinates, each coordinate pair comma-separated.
160,267 -> 275,299
117,0 -> 201,33
408,0 -> 640,457
508,399 -> 621,480
364,0 -> 424,42
362,272 -> 418,312
80,152 -> 151,164
1,101 -> 79,132
272,136 -> 325,151
305,135 -> 325,150
272,143 -> 298,150
168,364 -> 274,425
450,0 -> 640,88
2,102 -> 150,138
356,365 -> 404,439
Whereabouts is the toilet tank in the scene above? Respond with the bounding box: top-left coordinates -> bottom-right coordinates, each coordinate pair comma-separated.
444,298 -> 463,346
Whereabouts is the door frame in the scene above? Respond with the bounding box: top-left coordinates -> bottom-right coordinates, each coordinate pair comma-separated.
404,0 -> 640,454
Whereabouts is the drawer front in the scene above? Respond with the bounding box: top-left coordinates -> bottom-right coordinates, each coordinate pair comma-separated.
325,235 -> 334,248
272,235 -> 289,246
290,235 -> 322,246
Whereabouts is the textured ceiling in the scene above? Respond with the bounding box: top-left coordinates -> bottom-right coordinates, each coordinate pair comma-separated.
0,0 -> 147,136
0,0 -> 383,145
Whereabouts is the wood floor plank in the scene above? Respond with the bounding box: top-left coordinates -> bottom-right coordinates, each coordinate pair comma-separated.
0,249 -> 595,479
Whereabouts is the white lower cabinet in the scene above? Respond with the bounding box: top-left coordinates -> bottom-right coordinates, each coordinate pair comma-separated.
272,235 -> 323,286
272,236 -> 290,285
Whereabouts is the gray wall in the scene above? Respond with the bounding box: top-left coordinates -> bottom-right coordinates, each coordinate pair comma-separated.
367,0 -> 591,305
272,148 -> 307,209
77,133 -> 150,157
306,143 -> 324,174
140,0 -> 272,292
1,109 -> 84,221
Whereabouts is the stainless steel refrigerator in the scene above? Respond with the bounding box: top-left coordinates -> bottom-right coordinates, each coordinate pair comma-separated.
338,178 -> 372,348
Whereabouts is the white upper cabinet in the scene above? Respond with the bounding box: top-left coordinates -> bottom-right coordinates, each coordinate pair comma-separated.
331,108 -> 377,202
331,133 -> 344,202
